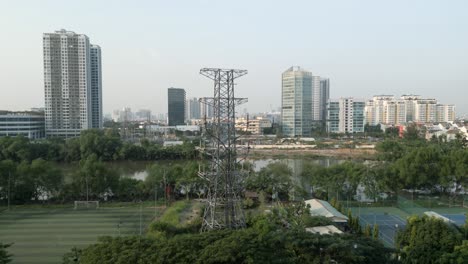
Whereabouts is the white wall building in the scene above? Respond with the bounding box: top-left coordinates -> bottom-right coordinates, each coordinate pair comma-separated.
327,98 -> 365,133
43,29 -> 102,137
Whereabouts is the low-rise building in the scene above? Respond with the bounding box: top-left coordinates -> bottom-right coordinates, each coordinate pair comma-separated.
305,199 -> 349,223
0,110 -> 45,139
236,117 -> 272,134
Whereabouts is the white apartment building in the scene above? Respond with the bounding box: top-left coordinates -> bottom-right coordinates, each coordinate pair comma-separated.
365,94 -> 454,126
327,98 -> 365,133
414,99 -> 437,123
435,104 -> 455,123
43,29 -> 102,137
364,95 -> 401,126
401,95 -> 422,122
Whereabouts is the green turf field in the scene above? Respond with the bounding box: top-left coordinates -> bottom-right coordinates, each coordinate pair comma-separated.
0,206 -> 159,264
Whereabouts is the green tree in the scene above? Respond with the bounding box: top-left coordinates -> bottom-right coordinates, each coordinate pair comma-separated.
397,216 -> 462,264
437,240 -> 468,264
0,243 -> 12,264
76,154 -> 119,199
245,162 -> 292,201
373,224 -> 379,240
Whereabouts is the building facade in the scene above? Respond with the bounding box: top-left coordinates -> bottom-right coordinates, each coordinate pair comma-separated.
186,97 -> 201,120
365,95 -> 406,126
43,29 -> 102,138
90,45 -> 102,128
414,99 -> 437,123
401,95 -> 421,122
327,98 -> 365,133
168,88 -> 186,126
0,111 -> 45,139
281,66 -> 312,137
319,78 -> 330,122
436,104 -> 456,122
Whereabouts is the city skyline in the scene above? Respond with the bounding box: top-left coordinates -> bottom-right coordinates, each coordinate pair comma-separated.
1,0 -> 467,115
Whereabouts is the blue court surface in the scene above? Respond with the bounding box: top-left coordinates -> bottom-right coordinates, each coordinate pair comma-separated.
442,214 -> 466,226
359,214 -> 406,248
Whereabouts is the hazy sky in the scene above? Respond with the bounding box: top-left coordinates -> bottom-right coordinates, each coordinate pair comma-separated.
1,0 -> 467,115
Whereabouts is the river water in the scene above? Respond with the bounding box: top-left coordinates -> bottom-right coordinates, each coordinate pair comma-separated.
58,158 -> 346,182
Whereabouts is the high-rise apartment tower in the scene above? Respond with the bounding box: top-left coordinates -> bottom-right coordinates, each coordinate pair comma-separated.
43,29 -> 102,137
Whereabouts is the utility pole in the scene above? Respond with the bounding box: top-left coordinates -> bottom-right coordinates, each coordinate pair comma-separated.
7,171 -> 11,211
154,185 -> 157,217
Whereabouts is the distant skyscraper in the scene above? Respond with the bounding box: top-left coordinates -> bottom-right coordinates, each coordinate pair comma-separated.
319,78 -> 330,122
281,66 -> 312,137
168,88 -> 186,126
186,97 -> 201,120
201,103 -> 213,119
90,45 -> 102,128
43,29 -> 102,137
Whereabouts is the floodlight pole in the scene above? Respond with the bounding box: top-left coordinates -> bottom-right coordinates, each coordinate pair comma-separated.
7,171 -> 11,211
85,175 -> 89,204
139,201 -> 142,236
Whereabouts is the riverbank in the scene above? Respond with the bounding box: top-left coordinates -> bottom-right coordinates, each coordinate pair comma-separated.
248,148 -> 376,159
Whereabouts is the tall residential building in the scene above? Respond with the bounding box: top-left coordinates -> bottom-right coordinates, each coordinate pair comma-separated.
414,99 -> 437,123
168,88 -> 186,126
327,98 -> 365,133
436,104 -> 455,122
319,78 -> 330,122
43,29 -> 102,137
311,76 -> 321,121
281,66 -> 312,137
364,95 -> 406,126
90,45 -> 102,128
401,95 -> 421,122
200,103 -> 213,119
186,97 -> 201,120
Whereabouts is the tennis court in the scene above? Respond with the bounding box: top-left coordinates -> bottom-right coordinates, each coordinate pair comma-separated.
441,214 -> 466,226
359,213 -> 406,247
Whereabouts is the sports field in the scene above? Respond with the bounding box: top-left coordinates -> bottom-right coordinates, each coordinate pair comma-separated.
349,204 -> 467,248
0,206 -> 158,264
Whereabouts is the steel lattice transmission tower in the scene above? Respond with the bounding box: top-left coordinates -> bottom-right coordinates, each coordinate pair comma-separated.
199,68 -> 248,231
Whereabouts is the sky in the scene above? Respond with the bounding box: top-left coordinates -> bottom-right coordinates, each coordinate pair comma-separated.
0,0 -> 467,116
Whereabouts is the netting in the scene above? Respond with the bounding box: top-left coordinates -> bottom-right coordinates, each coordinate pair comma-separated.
74,201 -> 100,209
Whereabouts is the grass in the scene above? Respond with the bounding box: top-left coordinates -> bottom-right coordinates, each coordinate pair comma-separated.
159,200 -> 191,226
0,205 -> 162,264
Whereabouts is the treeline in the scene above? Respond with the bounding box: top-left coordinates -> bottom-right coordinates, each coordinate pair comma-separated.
0,129 -> 199,205
0,158 -> 205,204
63,204 -> 392,264
396,215 -> 468,264
301,137 -> 468,203
0,129 -> 197,163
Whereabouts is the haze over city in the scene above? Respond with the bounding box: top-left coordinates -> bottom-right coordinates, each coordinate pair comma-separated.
0,0 -> 467,115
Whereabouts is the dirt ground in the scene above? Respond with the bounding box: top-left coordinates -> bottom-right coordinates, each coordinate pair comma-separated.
249,148 -> 376,159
